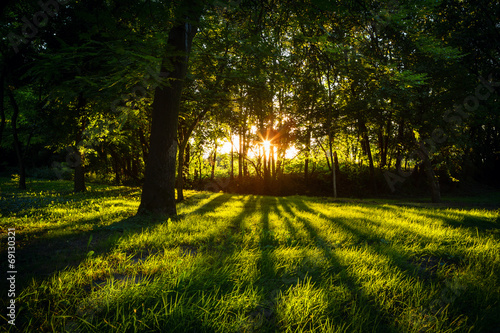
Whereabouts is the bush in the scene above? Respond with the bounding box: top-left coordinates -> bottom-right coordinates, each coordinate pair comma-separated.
27,164 -> 73,181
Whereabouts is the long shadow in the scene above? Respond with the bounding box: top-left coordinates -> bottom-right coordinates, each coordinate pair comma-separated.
279,198 -> 402,332
207,195 -> 257,254
0,192 -> 242,330
251,196 -> 281,332
117,195 -> 261,332
293,199 -> 436,279
2,191 -> 267,332
180,192 -> 232,217
374,203 -> 500,233
277,197 -> 301,247
293,199 -> 500,332
335,205 -> 439,245
0,214 -> 161,296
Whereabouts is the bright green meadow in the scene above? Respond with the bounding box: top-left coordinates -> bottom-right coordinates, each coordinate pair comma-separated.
0,178 -> 499,332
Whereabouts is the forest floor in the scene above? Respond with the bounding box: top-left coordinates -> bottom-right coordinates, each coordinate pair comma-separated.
0,178 -> 499,332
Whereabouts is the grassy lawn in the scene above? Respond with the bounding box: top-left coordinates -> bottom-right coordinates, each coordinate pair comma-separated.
1,178 -> 499,332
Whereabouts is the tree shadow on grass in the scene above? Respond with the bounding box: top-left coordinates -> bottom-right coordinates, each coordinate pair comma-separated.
0,193 -> 261,332
0,214 -> 157,294
290,198 -> 497,332
178,192 -> 233,217
277,197 -> 401,332
249,196 -> 280,332
371,204 -> 500,239
69,195 -> 262,332
292,199 -> 435,280
0,194 -> 244,329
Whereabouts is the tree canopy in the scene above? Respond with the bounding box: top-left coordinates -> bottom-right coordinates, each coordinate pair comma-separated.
1,0 -> 499,215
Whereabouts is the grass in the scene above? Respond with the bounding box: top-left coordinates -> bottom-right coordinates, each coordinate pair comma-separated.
0,177 -> 499,332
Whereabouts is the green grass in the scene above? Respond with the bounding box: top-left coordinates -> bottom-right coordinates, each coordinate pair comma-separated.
1,178 -> 499,332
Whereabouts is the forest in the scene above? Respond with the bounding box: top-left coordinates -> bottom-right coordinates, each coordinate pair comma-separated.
1,0 -> 499,212
1,1 -> 500,332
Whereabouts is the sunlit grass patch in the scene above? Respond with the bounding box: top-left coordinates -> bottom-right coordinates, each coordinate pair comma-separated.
0,179 -> 499,332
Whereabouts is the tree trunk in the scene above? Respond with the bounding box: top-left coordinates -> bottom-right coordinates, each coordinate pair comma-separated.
334,151 -> 340,175
271,144 -> 276,180
138,5 -> 200,216
359,118 -> 376,192
184,142 -> 190,182
328,135 -> 337,198
395,118 -> 405,173
74,162 -> 86,192
73,95 -> 86,193
0,70 -> 5,150
177,140 -> 186,201
418,142 -> 441,203
304,129 -> 311,180
378,114 -> 391,168
7,89 -> 26,190
238,129 -> 243,180
230,137 -> 234,181
211,144 -> 217,180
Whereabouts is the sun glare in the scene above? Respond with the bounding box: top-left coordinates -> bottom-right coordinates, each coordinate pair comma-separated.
217,136 -> 298,160
262,140 -> 271,153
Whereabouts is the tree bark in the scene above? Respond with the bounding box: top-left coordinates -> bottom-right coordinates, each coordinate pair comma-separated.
74,162 -> 86,192
210,144 -> 217,180
0,69 -> 5,150
304,128 -> 311,180
138,4 -> 200,216
238,128 -> 243,180
418,142 -> 441,203
230,136 -> 234,181
359,118 -> 376,192
177,142 -> 186,201
271,144 -> 276,180
328,135 -> 337,198
7,89 -> 26,190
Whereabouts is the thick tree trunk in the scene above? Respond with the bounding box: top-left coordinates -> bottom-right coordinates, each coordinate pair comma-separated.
73,142 -> 86,192
138,6 -> 200,216
7,89 -> 26,190
74,162 -> 86,192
